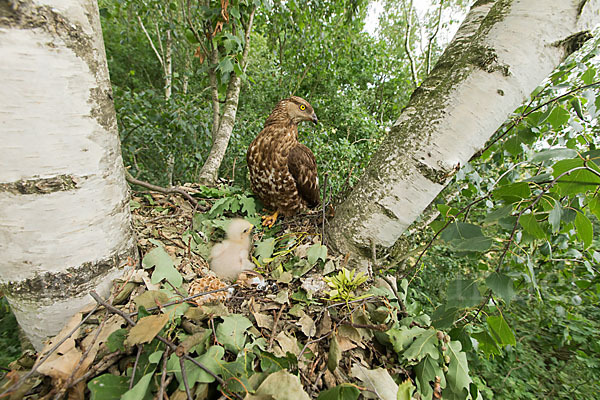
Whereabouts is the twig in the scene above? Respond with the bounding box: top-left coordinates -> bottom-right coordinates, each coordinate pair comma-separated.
268,304 -> 286,351
125,170 -> 204,209
380,275 -> 407,316
331,316 -> 388,331
137,16 -> 164,68
157,348 -> 170,400
89,292 -> 243,400
129,285 -> 236,317
179,356 -> 193,400
130,345 -> 143,390
69,350 -> 123,387
321,172 -> 329,245
0,304 -> 100,398
57,309 -> 110,398
425,0 -> 444,74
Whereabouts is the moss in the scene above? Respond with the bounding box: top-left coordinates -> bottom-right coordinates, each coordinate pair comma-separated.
0,245 -> 138,303
0,175 -> 79,195
555,32 -> 594,55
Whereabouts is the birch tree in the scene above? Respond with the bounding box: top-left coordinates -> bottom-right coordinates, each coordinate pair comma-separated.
327,0 -> 600,267
0,0 -> 137,349
194,3 -> 257,185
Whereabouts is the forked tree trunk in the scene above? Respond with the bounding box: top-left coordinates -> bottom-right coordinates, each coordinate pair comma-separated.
327,0 -> 599,268
0,0 -> 138,349
197,8 -> 256,185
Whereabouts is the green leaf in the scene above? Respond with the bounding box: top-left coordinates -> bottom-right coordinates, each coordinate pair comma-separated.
531,148 -> 578,162
519,213 -> 546,239
239,196 -> 257,216
216,314 -> 252,352
397,379 -> 415,400
546,105 -> 570,129
387,326 -> 427,353
444,341 -> 472,397
106,329 -> 127,352
167,346 -> 224,389
574,212 -> 593,249
195,345 -> 226,383
121,372 -> 153,400
570,97 -> 585,120
254,237 -> 275,264
316,384 -> 360,400
589,196 -> 600,220
487,315 -> 516,346
483,205 -> 513,225
307,243 -> 328,265
552,158 -> 600,195
549,200 -> 563,233
209,197 -> 234,216
581,67 -> 596,85
485,273 -> 515,304
217,57 -> 234,78
440,223 -> 492,253
88,374 -> 129,400
472,331 -> 500,358
142,246 -> 182,288
259,351 -> 294,374
447,279 -> 482,309
402,329 -> 439,363
431,306 -> 458,329
414,356 -> 445,399
327,333 -> 342,371
148,350 -> 163,364
493,182 -> 531,203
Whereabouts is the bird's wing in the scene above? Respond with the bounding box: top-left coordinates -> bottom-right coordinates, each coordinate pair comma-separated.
288,144 -> 320,207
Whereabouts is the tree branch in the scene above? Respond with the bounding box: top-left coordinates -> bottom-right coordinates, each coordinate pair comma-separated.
124,170 -> 205,209
137,16 -> 164,68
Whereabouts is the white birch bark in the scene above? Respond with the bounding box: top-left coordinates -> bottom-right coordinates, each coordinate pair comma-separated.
0,0 -> 137,349
327,0 -> 600,268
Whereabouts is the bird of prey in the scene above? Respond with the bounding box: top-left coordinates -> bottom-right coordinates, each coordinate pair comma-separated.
209,219 -> 254,280
247,96 -> 319,227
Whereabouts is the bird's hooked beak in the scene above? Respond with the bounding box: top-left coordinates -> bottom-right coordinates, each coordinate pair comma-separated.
311,112 -> 318,124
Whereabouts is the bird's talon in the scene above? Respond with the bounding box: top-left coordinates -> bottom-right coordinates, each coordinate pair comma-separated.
261,211 -> 279,228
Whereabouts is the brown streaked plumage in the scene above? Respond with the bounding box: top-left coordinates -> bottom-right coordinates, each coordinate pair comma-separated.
247,96 -> 319,226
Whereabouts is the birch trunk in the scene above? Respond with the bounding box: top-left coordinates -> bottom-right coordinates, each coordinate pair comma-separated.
0,0 -> 137,349
197,8 -> 255,185
327,0 -> 600,268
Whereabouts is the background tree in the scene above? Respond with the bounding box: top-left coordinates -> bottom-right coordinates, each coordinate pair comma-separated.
0,0 -> 137,349
327,0 -> 599,266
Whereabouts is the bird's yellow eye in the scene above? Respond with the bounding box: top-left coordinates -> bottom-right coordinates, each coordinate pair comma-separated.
299,104 -> 306,111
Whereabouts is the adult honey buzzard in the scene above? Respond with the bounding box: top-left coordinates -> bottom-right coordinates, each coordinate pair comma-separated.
247,96 -> 319,227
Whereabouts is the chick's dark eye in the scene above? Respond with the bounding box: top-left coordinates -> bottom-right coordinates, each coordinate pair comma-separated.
299,104 -> 306,111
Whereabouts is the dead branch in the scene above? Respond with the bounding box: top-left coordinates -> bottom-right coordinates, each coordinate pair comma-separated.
125,170 -> 206,210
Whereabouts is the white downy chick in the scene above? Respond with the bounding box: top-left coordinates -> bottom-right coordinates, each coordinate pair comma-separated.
210,219 -> 255,280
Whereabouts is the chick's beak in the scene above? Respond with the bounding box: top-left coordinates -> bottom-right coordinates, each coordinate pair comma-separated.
311,112 -> 318,124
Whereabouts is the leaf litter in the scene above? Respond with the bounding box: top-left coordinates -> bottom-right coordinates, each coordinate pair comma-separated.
0,187 -> 475,400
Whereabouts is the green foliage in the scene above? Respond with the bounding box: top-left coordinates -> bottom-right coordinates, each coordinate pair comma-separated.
0,297 -> 21,368
324,268 -> 369,303
94,1 -> 600,398
399,33 -> 600,399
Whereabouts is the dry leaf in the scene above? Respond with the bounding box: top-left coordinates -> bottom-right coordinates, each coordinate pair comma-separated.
275,331 -> 299,357
296,314 -> 316,337
252,312 -> 274,330
126,314 -> 169,346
